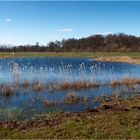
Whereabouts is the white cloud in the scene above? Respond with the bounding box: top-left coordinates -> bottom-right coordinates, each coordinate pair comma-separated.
6,18 -> 12,22
57,28 -> 73,32
93,32 -> 113,35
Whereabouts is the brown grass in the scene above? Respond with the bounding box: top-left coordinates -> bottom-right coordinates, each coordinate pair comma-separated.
95,56 -> 133,63
21,80 -> 29,89
44,99 -> 57,106
60,81 -> 99,90
4,86 -> 14,96
62,93 -> 88,104
62,93 -> 79,104
110,76 -> 140,87
32,81 -> 42,92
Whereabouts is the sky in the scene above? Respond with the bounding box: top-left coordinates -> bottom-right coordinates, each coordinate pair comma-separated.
0,1 -> 140,46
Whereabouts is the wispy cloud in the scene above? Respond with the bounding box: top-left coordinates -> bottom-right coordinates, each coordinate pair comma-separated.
57,28 -> 73,32
93,32 -> 113,35
6,18 -> 12,22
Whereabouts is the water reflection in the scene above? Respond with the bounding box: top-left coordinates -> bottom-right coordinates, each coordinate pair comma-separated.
0,57 -> 140,120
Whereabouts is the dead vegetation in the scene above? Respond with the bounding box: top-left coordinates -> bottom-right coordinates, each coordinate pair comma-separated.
32,81 -> 42,92
110,76 -> 140,87
94,56 -> 140,64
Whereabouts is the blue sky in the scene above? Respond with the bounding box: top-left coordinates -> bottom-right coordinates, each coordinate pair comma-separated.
0,1 -> 140,45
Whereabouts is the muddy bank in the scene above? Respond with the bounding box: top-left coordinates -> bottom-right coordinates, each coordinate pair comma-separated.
94,56 -> 140,64
0,95 -> 140,130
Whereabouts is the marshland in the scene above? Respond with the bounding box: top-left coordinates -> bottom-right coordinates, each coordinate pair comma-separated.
0,55 -> 140,121
1,1 -> 140,138
0,55 -> 140,139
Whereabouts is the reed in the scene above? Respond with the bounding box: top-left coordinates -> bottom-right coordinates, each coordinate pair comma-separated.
120,77 -> 135,85
1,76 -> 140,97
47,81 -> 60,91
61,93 -> 88,104
21,80 -> 29,89
0,84 -> 4,94
44,99 -> 57,106
60,80 -> 99,90
32,81 -> 42,92
110,76 -> 140,87
4,86 -> 14,96
62,93 -> 79,104
110,80 -> 121,87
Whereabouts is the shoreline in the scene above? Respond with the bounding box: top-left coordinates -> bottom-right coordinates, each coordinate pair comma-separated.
0,52 -> 140,64
0,94 -> 140,138
1,95 -> 140,128
94,56 -> 140,64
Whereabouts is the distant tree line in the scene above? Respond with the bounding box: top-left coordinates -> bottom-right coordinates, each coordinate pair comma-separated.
1,33 -> 140,52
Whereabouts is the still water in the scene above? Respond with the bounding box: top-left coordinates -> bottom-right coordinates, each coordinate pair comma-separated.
0,57 -> 140,120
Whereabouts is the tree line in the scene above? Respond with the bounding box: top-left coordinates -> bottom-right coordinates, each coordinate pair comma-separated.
0,33 -> 140,52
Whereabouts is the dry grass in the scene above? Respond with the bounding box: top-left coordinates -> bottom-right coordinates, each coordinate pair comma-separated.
32,81 -> 42,92
45,80 -> 100,91
62,93 -> 88,104
21,80 -> 29,89
44,93 -> 88,106
95,56 -> 133,63
94,55 -> 140,64
4,86 -> 14,96
46,81 -> 60,91
110,76 -> 140,87
0,85 -> 14,96
44,99 -> 57,106
60,81 -> 99,90
1,76 -> 140,96
61,93 -> 78,104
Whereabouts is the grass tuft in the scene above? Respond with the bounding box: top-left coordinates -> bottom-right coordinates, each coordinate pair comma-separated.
32,81 -> 42,92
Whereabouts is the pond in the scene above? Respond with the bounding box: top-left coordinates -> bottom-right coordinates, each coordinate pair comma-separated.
0,57 -> 140,120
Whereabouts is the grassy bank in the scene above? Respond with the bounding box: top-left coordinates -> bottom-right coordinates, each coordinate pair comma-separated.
0,95 -> 140,139
0,52 -> 140,59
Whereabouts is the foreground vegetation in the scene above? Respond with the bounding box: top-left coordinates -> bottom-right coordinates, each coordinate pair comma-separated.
0,95 -> 140,139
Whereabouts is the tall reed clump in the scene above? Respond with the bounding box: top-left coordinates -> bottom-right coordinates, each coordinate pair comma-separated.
46,81 -> 60,91
110,76 -> 140,87
0,84 -> 4,94
60,80 -> 99,90
110,80 -> 121,87
5,86 -> 14,97
62,92 -> 88,104
44,99 -> 57,106
62,93 -> 79,104
0,84 -> 14,97
32,80 -> 42,92
21,80 -> 29,90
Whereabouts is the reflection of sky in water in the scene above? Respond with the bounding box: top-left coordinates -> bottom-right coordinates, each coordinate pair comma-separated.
0,57 -> 140,120
0,57 -> 139,84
